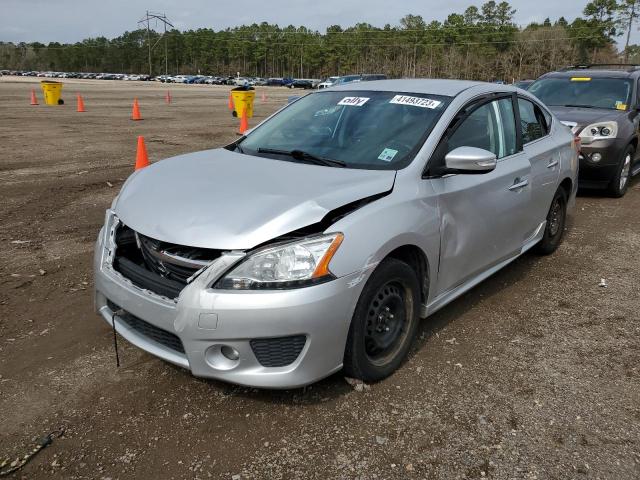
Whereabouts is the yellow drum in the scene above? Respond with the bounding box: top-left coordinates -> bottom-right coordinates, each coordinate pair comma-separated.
40,81 -> 64,105
231,88 -> 256,118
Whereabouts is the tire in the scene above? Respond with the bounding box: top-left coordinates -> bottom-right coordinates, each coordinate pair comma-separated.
607,145 -> 633,198
533,186 -> 568,255
343,258 -> 421,382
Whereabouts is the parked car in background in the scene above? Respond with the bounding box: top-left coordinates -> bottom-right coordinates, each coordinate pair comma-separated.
233,77 -> 251,86
95,79 -> 577,388
529,64 -> 640,197
317,76 -> 339,89
360,74 -> 387,82
332,75 -> 363,87
513,79 -> 534,90
289,78 -> 320,89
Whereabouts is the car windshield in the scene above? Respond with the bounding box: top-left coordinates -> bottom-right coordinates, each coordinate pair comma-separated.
528,76 -> 633,110
336,76 -> 361,84
238,90 -> 451,170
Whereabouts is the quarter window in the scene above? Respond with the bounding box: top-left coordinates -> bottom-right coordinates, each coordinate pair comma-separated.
446,98 -> 517,159
518,98 -> 548,144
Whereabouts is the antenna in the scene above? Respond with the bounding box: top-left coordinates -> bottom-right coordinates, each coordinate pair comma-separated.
138,11 -> 175,76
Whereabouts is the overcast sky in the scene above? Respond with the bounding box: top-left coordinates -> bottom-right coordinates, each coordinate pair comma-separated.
1,0 -> 638,46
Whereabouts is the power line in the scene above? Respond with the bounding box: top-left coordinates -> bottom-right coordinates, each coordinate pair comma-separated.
138,11 -> 174,75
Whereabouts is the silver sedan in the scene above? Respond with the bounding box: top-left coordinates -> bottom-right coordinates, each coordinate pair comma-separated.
94,79 -> 578,388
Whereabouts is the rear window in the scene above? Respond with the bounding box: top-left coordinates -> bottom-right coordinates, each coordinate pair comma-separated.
529,76 -> 633,111
518,98 -> 549,143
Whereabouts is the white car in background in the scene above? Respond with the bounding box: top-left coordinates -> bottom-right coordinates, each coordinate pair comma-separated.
318,76 -> 339,89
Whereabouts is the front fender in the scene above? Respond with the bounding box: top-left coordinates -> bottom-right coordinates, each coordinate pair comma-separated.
327,183 -> 440,297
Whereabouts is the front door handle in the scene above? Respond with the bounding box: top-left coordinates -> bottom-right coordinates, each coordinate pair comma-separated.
509,178 -> 529,191
547,159 -> 559,168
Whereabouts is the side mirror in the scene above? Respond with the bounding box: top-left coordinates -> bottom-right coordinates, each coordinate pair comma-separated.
444,146 -> 497,173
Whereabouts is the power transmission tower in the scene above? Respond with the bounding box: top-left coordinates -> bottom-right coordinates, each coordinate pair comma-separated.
138,11 -> 174,76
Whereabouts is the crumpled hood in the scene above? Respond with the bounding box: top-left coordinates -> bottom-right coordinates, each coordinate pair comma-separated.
548,106 -> 626,128
114,148 -> 395,249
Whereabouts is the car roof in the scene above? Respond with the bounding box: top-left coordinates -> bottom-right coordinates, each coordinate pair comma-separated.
330,78 -> 508,97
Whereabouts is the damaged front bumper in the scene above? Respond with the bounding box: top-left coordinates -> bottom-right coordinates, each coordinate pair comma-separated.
93,211 -> 364,388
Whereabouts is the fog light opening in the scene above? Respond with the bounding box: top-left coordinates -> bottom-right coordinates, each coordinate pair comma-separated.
221,345 -> 240,361
205,344 -> 241,370
591,152 -> 602,162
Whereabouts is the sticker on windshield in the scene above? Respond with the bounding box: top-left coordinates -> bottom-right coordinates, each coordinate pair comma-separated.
616,101 -> 627,110
338,97 -> 370,107
570,77 -> 591,82
389,95 -> 442,109
378,148 -> 398,162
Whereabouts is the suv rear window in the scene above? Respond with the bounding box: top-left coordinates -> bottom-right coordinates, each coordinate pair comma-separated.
528,76 -> 633,110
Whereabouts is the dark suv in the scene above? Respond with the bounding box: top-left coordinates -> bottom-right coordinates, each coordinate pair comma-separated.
528,64 -> 640,197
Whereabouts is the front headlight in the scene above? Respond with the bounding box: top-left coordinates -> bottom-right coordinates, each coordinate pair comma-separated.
215,233 -> 344,290
579,121 -> 618,143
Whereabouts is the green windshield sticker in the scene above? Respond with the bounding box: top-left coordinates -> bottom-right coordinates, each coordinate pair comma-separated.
378,148 -> 398,162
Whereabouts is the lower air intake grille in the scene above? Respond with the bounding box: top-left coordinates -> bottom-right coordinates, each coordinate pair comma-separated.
108,300 -> 185,354
250,335 -> 306,367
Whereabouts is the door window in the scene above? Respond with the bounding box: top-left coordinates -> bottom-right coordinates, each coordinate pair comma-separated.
518,98 -> 548,143
446,98 -> 517,159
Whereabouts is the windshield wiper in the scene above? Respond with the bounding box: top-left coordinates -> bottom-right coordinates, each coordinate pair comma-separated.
257,148 -> 346,167
560,104 -> 597,109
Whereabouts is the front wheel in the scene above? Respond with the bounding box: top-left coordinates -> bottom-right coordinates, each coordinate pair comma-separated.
533,187 -> 568,255
607,145 -> 633,198
343,258 -> 420,382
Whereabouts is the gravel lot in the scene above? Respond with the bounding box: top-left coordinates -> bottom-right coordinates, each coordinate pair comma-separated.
0,77 -> 639,479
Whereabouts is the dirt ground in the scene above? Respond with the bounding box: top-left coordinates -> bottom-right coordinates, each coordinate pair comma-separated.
0,76 -> 639,480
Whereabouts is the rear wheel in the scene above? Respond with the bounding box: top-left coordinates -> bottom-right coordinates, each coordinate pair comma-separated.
607,145 -> 633,198
534,187 -> 568,255
343,258 -> 420,382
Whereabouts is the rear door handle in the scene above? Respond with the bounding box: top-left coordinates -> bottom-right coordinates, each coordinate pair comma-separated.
547,159 -> 559,168
509,178 -> 529,191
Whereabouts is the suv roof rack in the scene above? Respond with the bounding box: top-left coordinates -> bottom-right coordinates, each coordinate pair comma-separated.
560,63 -> 640,72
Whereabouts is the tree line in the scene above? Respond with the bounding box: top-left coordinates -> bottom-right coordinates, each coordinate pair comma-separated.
2,0 -> 640,82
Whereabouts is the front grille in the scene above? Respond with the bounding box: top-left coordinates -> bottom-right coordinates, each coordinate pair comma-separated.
250,335 -> 306,367
112,224 -> 221,298
107,300 -> 185,354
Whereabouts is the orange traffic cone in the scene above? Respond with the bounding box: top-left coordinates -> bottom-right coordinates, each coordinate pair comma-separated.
238,108 -> 249,134
30,89 -> 38,105
76,94 -> 85,112
135,136 -> 150,170
228,92 -> 234,111
131,98 -> 142,121
261,91 -> 267,103
165,90 -> 172,104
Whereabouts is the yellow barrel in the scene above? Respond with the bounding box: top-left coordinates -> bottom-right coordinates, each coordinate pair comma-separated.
231,88 -> 256,118
40,81 -> 64,105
